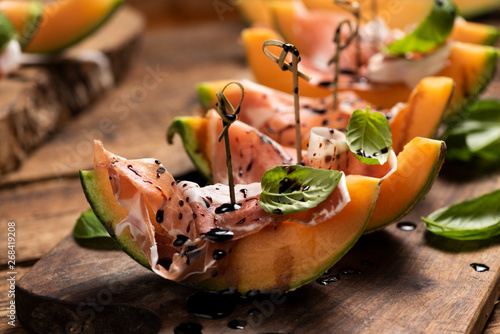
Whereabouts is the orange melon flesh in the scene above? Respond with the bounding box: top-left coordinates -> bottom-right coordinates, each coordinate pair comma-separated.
365,137 -> 446,234
239,0 -> 500,29
353,42 -> 499,111
169,110 -> 446,235
390,77 -> 453,154
270,1 -> 499,49
242,27 -> 331,98
80,168 -> 150,269
199,175 -> 380,293
243,27 -> 498,113
0,1 -> 43,48
81,156 -> 380,293
450,18 -> 500,46
195,77 -> 453,155
24,0 -> 123,53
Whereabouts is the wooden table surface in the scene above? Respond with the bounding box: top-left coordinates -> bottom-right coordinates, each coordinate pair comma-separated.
1,1 -> 500,333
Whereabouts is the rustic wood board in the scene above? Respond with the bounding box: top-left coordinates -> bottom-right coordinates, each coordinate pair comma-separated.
0,6 -> 145,175
14,165 -> 500,333
3,10 -> 500,334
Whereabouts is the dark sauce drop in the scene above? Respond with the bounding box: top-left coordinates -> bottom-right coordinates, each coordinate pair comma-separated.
228,319 -> 247,330
215,203 -> 242,214
201,227 -> 234,242
173,235 -> 189,247
316,274 -> 340,286
213,249 -> 227,260
278,177 -> 300,194
397,221 -> 417,231
186,292 -> 237,319
470,263 -> 489,272
340,268 -> 361,275
174,322 -> 202,334
156,210 -> 164,223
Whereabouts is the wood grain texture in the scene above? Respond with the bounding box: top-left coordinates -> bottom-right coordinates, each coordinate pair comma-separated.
13,166 -> 500,333
0,6 -> 144,175
0,21 -> 248,187
2,3 -> 500,333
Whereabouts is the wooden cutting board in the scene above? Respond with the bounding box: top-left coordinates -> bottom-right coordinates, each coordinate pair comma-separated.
9,9 -> 500,334
15,163 -> 500,333
0,5 -> 144,175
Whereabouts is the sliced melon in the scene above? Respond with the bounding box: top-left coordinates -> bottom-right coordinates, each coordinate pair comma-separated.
450,17 -> 500,46
0,1 -> 42,48
24,0 -> 124,54
169,110 -> 445,234
0,12 -> 17,51
167,116 -> 211,180
199,174 -> 380,293
270,1 -> 499,49
238,0 -> 500,29
194,76 -> 453,155
243,26 -> 498,113
389,77 -> 454,154
241,27 -> 331,98
354,42 -> 499,113
81,152 -> 380,294
364,137 -> 446,233
453,0 -> 500,18
80,168 -> 151,269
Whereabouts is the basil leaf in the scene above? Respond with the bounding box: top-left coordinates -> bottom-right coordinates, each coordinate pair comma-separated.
260,165 -> 342,215
73,209 -> 111,239
422,189 -> 500,240
346,106 -> 392,165
444,100 -> 500,162
386,0 -> 456,56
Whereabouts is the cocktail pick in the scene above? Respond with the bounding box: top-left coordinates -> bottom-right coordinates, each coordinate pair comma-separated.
263,40 -> 311,165
216,81 -> 245,205
328,19 -> 358,110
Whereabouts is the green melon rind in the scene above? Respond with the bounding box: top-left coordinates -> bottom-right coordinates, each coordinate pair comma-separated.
0,12 -> 17,50
289,203 -> 376,292
482,26 -> 500,46
79,169 -> 151,270
196,82 -> 217,110
167,117 -> 213,182
17,1 -> 43,49
460,2 -> 500,19
27,0 -> 124,54
451,45 -> 500,115
364,142 -> 447,234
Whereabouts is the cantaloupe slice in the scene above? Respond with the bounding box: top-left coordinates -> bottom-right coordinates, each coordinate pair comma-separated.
450,17 -> 500,46
169,111 -> 445,235
80,168 -> 150,268
194,76 -> 453,155
242,27 -> 331,98
353,41 -> 499,113
269,1 -> 499,49
24,0 -> 124,53
365,137 -> 446,233
242,26 -> 498,114
0,1 -> 43,48
199,174 -> 380,293
238,0 -> 500,29
81,155 -> 380,294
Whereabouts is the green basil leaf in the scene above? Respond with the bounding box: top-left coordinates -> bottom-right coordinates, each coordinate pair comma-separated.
346,106 -> 392,165
73,209 -> 111,239
260,165 -> 342,215
386,0 -> 457,56
422,189 -> 500,240
444,100 -> 500,162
